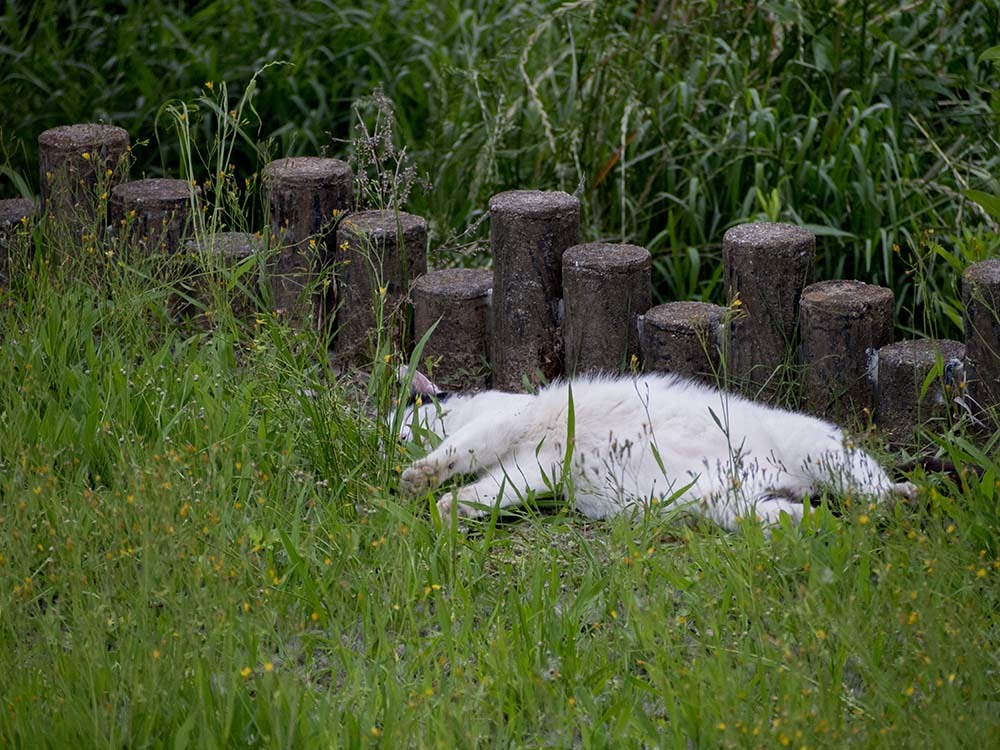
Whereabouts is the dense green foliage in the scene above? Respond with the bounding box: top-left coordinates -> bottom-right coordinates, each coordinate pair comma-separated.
1,1 -> 999,746
3,0 -> 1000,331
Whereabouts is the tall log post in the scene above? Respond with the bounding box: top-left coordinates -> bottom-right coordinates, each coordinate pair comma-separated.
962,259 -> 1000,417
489,189 -> 579,391
334,210 -> 427,366
874,339 -> 966,445
183,232 -> 270,330
799,279 -> 894,424
263,157 -> 353,328
723,222 -> 815,399
110,178 -> 195,255
412,268 -> 493,390
640,301 -> 728,385
38,124 -> 130,226
0,198 -> 36,280
562,242 -> 651,375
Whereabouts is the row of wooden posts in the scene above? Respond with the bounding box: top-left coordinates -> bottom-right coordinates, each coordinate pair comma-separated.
1,123 -> 998,443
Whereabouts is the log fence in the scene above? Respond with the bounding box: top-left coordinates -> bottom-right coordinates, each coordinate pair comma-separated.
4,122 -> 997,443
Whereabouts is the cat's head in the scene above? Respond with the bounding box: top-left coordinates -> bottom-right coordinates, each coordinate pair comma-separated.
396,367 -> 451,443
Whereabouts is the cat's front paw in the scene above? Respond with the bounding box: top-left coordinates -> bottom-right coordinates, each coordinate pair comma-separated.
400,461 -> 440,495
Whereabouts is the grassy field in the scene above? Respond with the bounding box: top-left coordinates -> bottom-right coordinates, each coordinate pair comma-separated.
0,240 -> 997,747
1,0 -> 999,747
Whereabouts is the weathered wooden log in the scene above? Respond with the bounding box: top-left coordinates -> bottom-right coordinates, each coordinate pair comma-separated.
183,232 -> 269,329
640,301 -> 727,384
412,268 -> 493,390
110,178 -> 195,255
562,242 -> 651,375
799,279 -> 894,423
723,222 -> 815,397
489,189 -> 580,391
874,339 -> 966,444
334,209 -> 427,366
0,198 -> 36,279
0,198 -> 35,228
962,259 -> 1000,415
262,157 -> 353,327
38,124 -> 130,225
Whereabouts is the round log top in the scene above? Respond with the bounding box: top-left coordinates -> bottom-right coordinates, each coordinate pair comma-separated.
340,209 -> 427,237
38,123 -> 129,150
0,198 -> 36,226
644,301 -> 725,328
963,257 -> 1000,285
879,338 -> 965,367
263,157 -> 352,185
801,279 -> 893,316
186,231 -> 262,259
563,242 -> 649,270
488,189 -> 579,217
112,178 -> 192,205
723,222 -> 815,253
413,268 -> 492,299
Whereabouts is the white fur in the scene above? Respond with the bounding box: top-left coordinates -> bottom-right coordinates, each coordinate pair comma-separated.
399,373 -> 915,530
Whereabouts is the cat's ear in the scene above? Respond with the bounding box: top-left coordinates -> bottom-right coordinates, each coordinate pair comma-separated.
396,366 -> 440,397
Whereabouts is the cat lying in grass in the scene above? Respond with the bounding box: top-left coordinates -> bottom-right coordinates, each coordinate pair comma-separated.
398,370 -> 915,530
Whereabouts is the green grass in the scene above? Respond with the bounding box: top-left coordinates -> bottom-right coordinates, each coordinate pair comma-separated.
0,212 -> 998,747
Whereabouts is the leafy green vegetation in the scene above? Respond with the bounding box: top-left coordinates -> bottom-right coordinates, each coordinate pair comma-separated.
3,1 -> 999,328
1,1 -> 999,746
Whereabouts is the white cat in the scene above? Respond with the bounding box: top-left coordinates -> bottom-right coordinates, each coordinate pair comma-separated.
398,370 -> 915,530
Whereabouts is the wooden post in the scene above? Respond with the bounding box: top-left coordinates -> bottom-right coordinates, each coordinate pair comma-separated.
562,242 -> 651,375
0,198 -> 36,280
0,198 -> 35,228
489,189 -> 579,391
183,232 -> 269,329
110,178 -> 195,254
874,339 -> 966,445
334,209 -> 427,366
412,268 -> 493,390
38,124 -> 129,225
640,301 -> 727,384
799,279 -> 894,423
262,157 -> 353,327
723,222 -> 815,397
962,259 -> 1000,416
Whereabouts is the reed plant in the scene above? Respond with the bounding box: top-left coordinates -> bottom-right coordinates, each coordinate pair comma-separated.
3,0 -> 999,331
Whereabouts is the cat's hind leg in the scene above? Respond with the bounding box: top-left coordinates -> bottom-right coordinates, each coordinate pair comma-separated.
745,494 -> 806,527
436,454 -> 561,522
702,471 -> 808,532
803,447 -> 917,505
703,490 -> 805,532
